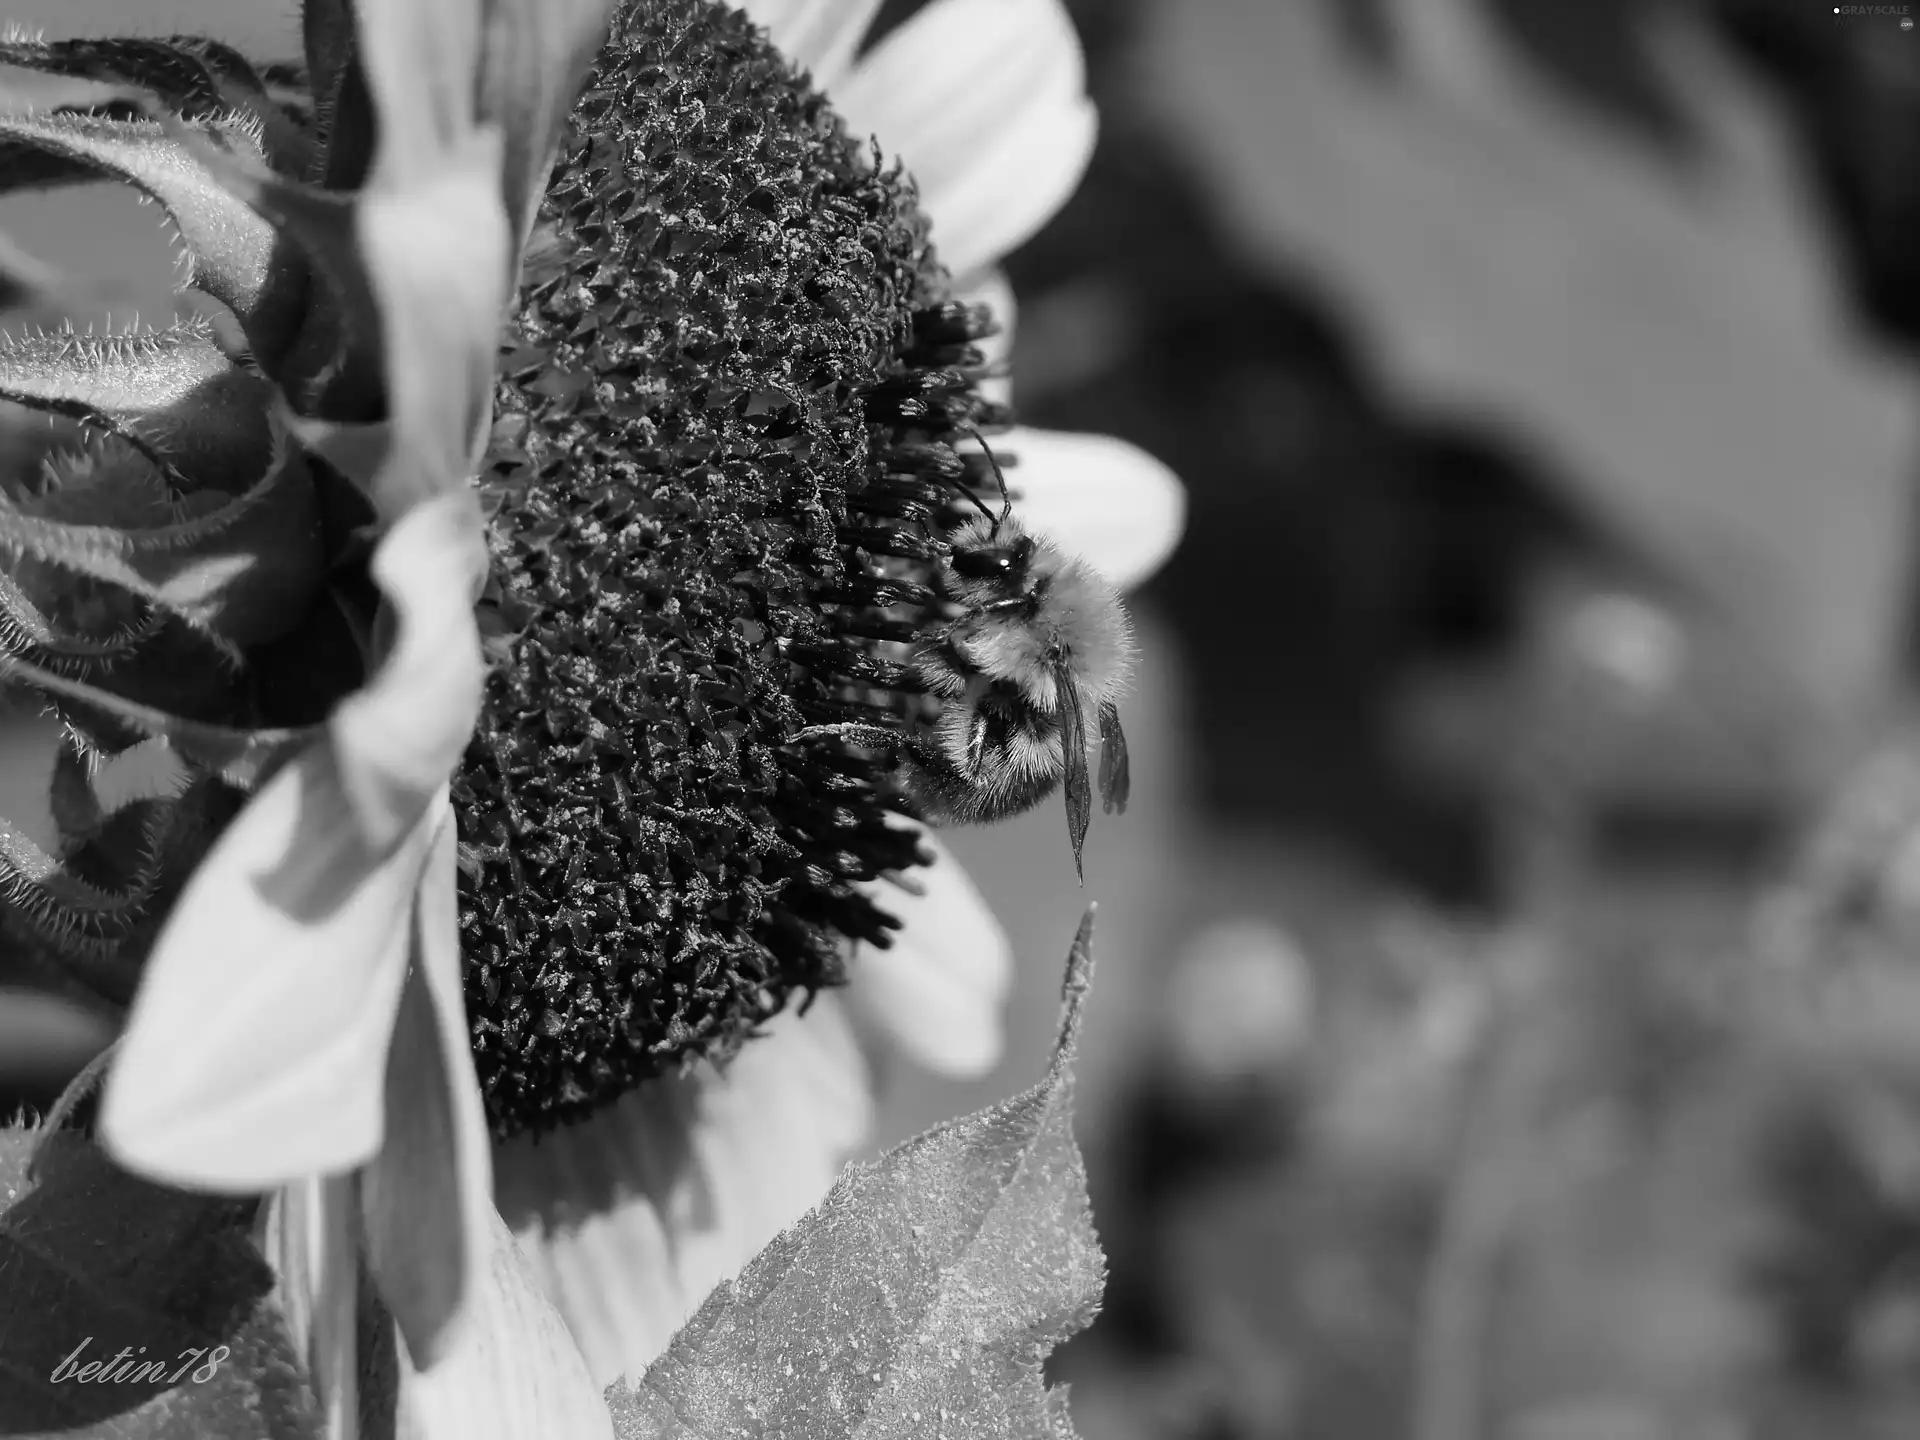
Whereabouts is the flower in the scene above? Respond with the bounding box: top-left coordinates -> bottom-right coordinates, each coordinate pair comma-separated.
0,0 -> 1184,1412
489,0 -> 1184,1388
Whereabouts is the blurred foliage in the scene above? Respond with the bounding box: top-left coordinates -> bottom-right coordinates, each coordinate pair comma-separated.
1004,0 -> 1920,1434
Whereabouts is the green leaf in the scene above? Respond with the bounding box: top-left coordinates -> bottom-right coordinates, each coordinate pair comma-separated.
605,909 -> 1107,1440
0,1125 -> 320,1437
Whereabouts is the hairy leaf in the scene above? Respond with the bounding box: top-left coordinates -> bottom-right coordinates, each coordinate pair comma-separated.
606,910 -> 1107,1440
0,1125 -> 320,1437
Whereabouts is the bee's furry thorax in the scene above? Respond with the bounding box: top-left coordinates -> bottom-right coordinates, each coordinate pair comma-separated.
894,513 -> 1136,869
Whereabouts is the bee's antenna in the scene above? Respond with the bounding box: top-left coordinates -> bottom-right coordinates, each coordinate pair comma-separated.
948,469 -> 1000,529
959,426 -> 1014,535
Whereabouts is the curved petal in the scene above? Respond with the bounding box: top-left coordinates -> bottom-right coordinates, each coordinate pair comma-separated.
739,0 -> 885,92
495,996 -> 872,1388
330,490 -> 488,852
357,152 -> 509,517
97,758 -> 438,1189
387,1210 -> 614,1440
353,0 -> 482,186
472,0 -> 619,267
836,0 -> 1095,276
997,427 -> 1186,590
847,823 -> 1013,1078
361,805 -> 496,1371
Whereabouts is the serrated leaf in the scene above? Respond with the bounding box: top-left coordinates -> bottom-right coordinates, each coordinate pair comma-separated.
0,441 -> 325,647
0,1125 -> 320,1437
605,910 -> 1107,1440
0,319 -> 276,492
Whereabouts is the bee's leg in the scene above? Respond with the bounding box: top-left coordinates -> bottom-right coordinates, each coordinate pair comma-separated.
792,721 -> 905,750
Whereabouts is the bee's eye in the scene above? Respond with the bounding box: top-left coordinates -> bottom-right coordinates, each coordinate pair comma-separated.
951,545 -> 1016,579
1011,535 -> 1036,566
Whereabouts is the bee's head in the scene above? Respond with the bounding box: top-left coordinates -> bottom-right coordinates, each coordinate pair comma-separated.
950,529 -> 1036,582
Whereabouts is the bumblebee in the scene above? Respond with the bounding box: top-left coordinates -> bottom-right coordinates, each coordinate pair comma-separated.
802,476 -> 1135,876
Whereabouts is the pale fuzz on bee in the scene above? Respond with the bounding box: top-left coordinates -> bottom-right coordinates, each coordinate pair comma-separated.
800,511 -> 1137,878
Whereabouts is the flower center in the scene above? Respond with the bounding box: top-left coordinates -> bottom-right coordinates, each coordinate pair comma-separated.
457,0 -> 1002,1138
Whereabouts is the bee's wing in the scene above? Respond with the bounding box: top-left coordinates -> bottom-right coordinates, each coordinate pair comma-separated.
965,707 -> 991,776
1058,661 -> 1092,881
1098,700 -> 1130,814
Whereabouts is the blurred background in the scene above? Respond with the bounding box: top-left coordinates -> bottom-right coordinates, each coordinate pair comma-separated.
10,0 -> 1920,1435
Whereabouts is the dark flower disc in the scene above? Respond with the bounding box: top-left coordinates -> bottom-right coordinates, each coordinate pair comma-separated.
458,0 -> 1003,1138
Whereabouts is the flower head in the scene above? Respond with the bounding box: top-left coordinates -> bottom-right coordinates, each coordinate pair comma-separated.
0,0 -> 1185,1408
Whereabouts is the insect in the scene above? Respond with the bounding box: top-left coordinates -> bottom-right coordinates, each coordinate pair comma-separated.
799,441 -> 1135,878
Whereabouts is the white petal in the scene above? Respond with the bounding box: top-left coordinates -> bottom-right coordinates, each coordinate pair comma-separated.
836,0 -> 1095,276
495,996 -> 872,1388
996,427 -> 1186,590
736,0 -> 885,91
956,267 -> 1015,410
389,1211 -> 614,1440
331,492 -> 489,852
847,823 -> 1012,1078
362,807 -> 497,1371
97,756 -> 438,1190
359,148 -> 510,519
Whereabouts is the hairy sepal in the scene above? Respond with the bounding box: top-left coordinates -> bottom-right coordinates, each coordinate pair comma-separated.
0,318 -> 276,492
0,106 -> 308,355
0,646 -> 311,785
0,807 -> 160,947
0,438 -> 325,647
0,30 -> 316,174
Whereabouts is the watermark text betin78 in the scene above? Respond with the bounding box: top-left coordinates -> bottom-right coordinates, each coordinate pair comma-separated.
48,1337 -> 231,1386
